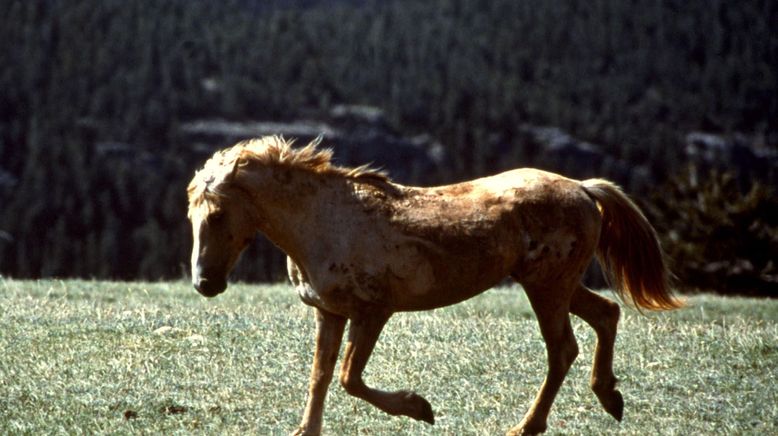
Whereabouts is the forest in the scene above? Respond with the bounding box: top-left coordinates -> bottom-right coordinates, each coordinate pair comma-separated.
0,0 -> 776,296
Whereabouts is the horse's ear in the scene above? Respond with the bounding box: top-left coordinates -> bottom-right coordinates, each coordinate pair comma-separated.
226,158 -> 241,181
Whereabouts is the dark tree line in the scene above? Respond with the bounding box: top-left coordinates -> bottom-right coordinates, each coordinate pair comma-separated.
1,0 -> 776,294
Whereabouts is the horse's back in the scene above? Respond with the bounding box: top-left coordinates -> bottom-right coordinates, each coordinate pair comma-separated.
377,168 -> 601,308
397,168 -> 598,236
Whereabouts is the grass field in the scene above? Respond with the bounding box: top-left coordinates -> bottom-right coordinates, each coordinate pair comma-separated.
1,279 -> 776,435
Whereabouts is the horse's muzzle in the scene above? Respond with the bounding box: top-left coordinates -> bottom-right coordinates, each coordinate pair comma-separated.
193,277 -> 226,298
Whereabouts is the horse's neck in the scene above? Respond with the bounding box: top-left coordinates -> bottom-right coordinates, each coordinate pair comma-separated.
247,169 -> 356,260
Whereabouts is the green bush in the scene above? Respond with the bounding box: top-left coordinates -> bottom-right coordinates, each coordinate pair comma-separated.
645,167 -> 778,297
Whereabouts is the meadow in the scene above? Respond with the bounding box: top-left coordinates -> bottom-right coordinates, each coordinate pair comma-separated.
0,279 -> 775,435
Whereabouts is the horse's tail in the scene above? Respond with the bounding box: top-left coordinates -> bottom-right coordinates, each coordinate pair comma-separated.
581,179 -> 684,311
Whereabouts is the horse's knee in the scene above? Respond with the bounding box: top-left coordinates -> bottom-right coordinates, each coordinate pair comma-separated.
604,300 -> 620,327
339,372 -> 364,397
592,299 -> 620,337
551,330 -> 579,372
562,337 -> 579,370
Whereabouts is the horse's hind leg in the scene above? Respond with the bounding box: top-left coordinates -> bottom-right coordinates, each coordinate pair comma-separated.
339,308 -> 435,424
508,284 -> 579,436
569,284 -> 624,421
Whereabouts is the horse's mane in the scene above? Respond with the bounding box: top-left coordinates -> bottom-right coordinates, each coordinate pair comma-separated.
235,136 -> 388,182
188,136 -> 390,212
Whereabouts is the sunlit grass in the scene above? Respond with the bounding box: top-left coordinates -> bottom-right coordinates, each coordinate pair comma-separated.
0,279 -> 775,435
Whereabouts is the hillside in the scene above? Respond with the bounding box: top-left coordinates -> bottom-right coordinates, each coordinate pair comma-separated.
0,0 -> 776,294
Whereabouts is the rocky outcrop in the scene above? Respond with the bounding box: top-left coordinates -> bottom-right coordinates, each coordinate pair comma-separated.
177,107 -> 661,192
178,105 -> 447,185
516,125 -> 652,193
178,108 -> 777,199
685,131 -> 778,187
0,168 -> 16,190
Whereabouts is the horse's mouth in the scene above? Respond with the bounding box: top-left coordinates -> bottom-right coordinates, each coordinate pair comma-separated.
193,278 -> 227,297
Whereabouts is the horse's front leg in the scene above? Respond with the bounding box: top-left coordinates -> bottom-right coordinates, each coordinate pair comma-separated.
292,308 -> 347,436
339,308 -> 435,424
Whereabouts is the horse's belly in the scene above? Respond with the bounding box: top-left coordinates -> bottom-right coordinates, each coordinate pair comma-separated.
289,233 -> 519,314
386,241 -> 518,311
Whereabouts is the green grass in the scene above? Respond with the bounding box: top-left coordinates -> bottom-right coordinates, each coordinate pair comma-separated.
1,279 -> 776,435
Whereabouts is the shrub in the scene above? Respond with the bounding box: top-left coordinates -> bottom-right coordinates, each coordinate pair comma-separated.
645,166 -> 778,297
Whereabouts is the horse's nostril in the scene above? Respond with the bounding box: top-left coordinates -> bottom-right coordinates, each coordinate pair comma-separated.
193,277 -> 225,297
193,278 -> 209,293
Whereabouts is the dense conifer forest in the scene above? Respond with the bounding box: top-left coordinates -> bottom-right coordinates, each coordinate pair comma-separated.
1,0 -> 776,295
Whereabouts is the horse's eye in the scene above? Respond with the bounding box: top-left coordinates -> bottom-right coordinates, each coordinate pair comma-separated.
210,211 -> 225,223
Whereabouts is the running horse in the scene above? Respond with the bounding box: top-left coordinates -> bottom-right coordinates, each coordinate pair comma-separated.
186,136 -> 683,435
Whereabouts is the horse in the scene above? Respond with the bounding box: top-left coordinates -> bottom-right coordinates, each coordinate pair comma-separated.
186,135 -> 683,435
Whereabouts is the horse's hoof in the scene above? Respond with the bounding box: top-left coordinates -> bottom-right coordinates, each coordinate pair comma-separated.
506,418 -> 546,436
506,425 -> 545,436
418,398 -> 435,424
290,426 -> 319,436
402,391 -> 435,424
602,390 -> 624,422
601,389 -> 624,422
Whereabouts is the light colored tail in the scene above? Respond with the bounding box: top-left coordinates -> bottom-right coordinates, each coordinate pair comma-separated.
581,179 -> 684,310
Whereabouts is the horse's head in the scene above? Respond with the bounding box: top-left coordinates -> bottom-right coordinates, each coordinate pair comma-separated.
187,135 -> 340,297
188,195 -> 256,297
187,152 -> 257,298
